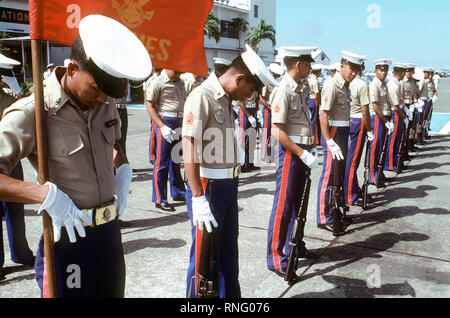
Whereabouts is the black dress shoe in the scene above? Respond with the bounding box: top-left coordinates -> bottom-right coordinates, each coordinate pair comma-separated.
172,197 -> 186,202
0,271 -> 5,281
155,202 -> 175,212
376,181 -> 387,188
119,220 -> 132,228
249,164 -> 261,171
299,249 -> 319,260
269,267 -> 288,278
240,166 -> 251,173
317,223 -> 333,232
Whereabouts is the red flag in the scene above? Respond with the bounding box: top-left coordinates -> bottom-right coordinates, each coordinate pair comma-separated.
29,0 -> 213,75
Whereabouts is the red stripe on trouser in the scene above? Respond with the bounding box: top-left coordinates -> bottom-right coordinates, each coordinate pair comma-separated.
262,110 -> 268,159
194,178 -> 209,292
319,127 -> 337,224
43,255 -> 48,298
389,115 -> 398,170
315,100 -> 319,142
370,118 -> 379,183
271,151 -> 292,269
347,123 -> 364,205
154,119 -> 163,204
150,123 -> 155,161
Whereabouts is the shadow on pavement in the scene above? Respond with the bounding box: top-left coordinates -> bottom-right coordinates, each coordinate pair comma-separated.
123,237 -> 186,255
120,212 -> 188,236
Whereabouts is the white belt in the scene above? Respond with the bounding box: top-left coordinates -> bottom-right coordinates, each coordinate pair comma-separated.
350,113 -> 363,119
159,111 -> 183,118
420,97 -> 429,102
404,99 -> 412,104
329,120 -> 350,127
200,166 -> 240,179
289,135 -> 315,145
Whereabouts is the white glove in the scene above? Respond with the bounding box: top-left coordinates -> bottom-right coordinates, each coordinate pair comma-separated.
403,117 -> 409,127
417,106 -> 423,113
114,164 -> 132,218
161,125 -> 175,143
326,139 -> 344,160
432,95 -> 438,104
237,144 -> 245,166
248,116 -> 257,128
192,195 -> 218,233
1,76 -> 23,96
38,182 -> 90,243
299,149 -> 318,168
385,121 -> 394,135
367,130 -> 375,141
403,107 -> 411,117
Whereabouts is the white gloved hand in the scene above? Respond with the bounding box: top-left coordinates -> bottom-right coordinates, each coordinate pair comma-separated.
432,95 -> 438,104
114,164 -> 133,218
299,149 -> 318,168
326,139 -> 344,160
161,125 -> 175,143
192,195 -> 218,233
38,182 -> 90,243
417,106 -> 423,113
1,76 -> 23,96
385,121 -> 394,135
403,117 -> 409,127
248,116 -> 257,128
367,130 -> 375,141
403,106 -> 411,117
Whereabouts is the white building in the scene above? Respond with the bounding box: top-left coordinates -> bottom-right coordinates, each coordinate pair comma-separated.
205,0 -> 276,71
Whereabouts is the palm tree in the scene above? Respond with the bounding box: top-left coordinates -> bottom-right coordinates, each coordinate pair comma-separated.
204,13 -> 220,43
230,17 -> 249,53
246,19 -> 276,54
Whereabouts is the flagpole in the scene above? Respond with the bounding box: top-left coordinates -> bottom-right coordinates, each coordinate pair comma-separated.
31,38 -> 58,298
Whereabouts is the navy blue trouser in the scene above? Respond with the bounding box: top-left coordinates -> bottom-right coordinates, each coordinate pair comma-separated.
309,98 -> 321,145
261,107 -> 272,162
35,219 -> 125,298
238,108 -> 258,168
185,178 -> 240,298
384,111 -> 405,171
152,116 -> 186,204
317,126 -> 349,225
368,115 -> 390,184
0,162 -> 34,270
267,143 -> 311,270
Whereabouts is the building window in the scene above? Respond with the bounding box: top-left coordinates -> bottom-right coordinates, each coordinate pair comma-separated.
254,5 -> 259,18
220,20 -> 239,39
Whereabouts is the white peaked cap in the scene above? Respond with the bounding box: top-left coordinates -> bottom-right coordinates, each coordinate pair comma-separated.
79,15 -> 152,82
341,51 -> 366,65
213,57 -> 232,66
241,44 -> 279,87
269,63 -> 284,75
374,59 -> 393,66
0,53 -> 20,69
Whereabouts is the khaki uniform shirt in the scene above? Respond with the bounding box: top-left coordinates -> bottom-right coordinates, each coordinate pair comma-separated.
369,77 -> 392,115
387,77 -> 401,107
0,67 -> 121,209
182,73 -> 238,169
418,79 -> 429,100
0,90 -> 17,118
185,79 -> 202,97
426,79 -> 436,99
307,75 -> 320,99
400,78 -> 417,104
271,73 -> 313,137
320,72 -> 351,121
349,75 -> 370,114
146,70 -> 186,113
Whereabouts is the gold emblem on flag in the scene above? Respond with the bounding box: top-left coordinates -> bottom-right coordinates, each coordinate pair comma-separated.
112,0 -> 155,29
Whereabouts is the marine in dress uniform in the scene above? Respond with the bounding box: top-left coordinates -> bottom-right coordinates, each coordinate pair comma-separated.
343,54 -> 375,207
0,15 -> 148,297
238,90 -> 259,172
184,74 -> 204,97
259,63 -> 284,163
367,59 -> 394,187
146,68 -> 162,165
267,46 -> 319,276
308,64 -> 322,145
423,68 -> 437,139
182,44 -> 278,297
316,51 -> 359,235
146,69 -> 187,211
384,63 -> 408,172
400,64 -> 419,152
0,56 -> 34,281
416,70 -> 430,144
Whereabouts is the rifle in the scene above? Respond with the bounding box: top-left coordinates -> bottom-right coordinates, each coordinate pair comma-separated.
376,124 -> 389,188
361,137 -> 371,210
284,168 -> 311,284
191,228 -> 219,298
408,107 -> 417,151
424,100 -> 434,135
329,158 -> 349,236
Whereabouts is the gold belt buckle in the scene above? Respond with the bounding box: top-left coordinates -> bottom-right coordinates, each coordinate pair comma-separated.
94,204 -> 116,227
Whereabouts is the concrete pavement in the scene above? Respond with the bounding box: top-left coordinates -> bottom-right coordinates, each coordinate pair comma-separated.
1,80 -> 450,299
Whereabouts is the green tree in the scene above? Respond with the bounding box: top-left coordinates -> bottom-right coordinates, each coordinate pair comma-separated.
246,19 -> 276,54
204,13 -> 220,43
0,32 -> 10,54
230,17 -> 249,53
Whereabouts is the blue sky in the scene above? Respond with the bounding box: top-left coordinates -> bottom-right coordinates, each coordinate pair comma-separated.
276,0 -> 450,70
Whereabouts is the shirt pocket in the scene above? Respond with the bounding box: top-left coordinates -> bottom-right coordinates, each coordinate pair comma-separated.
101,128 -> 116,172
48,133 -> 84,157
212,108 -> 225,124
